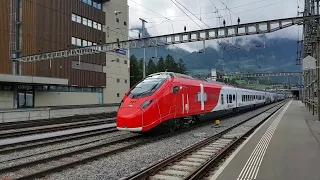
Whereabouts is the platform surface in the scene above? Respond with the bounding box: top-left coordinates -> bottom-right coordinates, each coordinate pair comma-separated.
211,100 -> 320,180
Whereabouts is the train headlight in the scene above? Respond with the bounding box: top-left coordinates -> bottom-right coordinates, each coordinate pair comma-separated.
141,100 -> 153,109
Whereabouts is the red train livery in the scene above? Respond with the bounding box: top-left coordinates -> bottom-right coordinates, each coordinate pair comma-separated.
116,72 -> 285,132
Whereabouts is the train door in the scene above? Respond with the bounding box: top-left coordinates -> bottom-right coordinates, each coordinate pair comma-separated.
219,90 -> 225,111
179,85 -> 190,115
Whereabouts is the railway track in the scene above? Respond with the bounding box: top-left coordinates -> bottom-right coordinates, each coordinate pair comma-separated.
0,126 -> 118,154
0,101 -> 285,180
0,118 -> 115,139
0,132 -> 144,180
0,130 -> 131,164
0,111 -> 117,131
121,101 -> 287,180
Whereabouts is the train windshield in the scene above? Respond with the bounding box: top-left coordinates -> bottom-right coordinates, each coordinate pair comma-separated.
128,74 -> 170,98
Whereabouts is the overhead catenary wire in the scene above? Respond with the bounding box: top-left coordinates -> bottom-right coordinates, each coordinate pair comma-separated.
144,0 -> 292,22
143,0 -> 276,19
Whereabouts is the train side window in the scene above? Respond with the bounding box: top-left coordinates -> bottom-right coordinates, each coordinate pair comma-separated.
229,94 -> 232,103
173,86 -> 179,94
221,94 -> 224,104
233,94 -> 235,101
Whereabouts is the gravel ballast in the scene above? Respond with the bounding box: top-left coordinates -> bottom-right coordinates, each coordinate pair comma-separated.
42,102 -> 284,180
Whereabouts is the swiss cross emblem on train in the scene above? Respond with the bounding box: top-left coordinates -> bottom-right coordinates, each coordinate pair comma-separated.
198,84 -> 207,110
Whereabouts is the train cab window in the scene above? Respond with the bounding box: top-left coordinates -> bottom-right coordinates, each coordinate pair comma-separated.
127,74 -> 170,98
229,94 -> 232,103
221,94 -> 224,104
173,86 -> 179,94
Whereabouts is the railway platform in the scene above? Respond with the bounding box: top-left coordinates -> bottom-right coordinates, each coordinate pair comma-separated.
210,99 -> 320,180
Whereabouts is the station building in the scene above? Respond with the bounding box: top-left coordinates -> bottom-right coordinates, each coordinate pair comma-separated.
0,0 -> 130,109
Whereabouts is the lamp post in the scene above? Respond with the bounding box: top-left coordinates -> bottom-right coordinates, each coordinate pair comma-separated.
139,18 -> 148,78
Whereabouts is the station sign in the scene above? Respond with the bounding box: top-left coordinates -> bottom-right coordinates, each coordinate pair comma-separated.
18,84 -> 33,91
116,49 -> 126,55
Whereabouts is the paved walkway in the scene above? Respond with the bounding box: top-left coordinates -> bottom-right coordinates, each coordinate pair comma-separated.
211,100 -> 320,180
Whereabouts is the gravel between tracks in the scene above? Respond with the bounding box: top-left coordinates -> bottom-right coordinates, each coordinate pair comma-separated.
41,103 -> 283,180
0,130 -> 130,166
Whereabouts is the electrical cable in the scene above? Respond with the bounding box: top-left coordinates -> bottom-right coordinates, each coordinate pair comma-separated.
145,0 -> 291,22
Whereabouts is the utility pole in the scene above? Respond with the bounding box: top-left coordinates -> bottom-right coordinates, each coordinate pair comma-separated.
139,18 -> 148,78
302,0 -> 320,120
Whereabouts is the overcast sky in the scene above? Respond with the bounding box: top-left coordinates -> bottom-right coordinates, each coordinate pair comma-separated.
125,0 -> 304,52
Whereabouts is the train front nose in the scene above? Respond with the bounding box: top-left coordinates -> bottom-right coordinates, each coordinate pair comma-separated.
116,107 -> 143,131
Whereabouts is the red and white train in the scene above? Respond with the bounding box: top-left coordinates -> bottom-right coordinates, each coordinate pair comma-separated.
116,72 -> 285,132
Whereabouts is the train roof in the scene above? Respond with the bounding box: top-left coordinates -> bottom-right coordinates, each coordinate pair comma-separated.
148,72 -> 283,94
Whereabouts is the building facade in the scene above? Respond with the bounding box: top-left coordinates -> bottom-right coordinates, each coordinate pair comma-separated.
0,0 -> 129,109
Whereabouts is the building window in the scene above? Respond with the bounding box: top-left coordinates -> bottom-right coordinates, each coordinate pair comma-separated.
76,15 -> 82,23
82,17 -> 88,26
116,58 -> 119,62
125,79 -> 128,83
72,14 -> 77,22
124,60 -> 127,64
117,93 -> 120,97
97,23 -> 102,30
117,79 -> 120,83
93,21 -> 98,29
72,37 -> 76,45
88,41 -> 92,46
93,1 -> 97,8
76,38 -> 82,46
116,18 -> 119,23
124,21 -> 127,26
83,40 -> 88,47
81,0 -> 102,10
88,19 -> 92,27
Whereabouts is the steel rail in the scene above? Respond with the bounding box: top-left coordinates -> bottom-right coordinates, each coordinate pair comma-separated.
0,118 -> 115,139
0,126 -> 118,154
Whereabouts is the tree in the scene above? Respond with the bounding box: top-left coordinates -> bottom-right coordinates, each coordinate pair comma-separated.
177,58 -> 187,74
229,79 -> 239,86
146,58 -> 157,75
165,54 -> 178,72
157,57 -> 166,72
129,55 -> 142,87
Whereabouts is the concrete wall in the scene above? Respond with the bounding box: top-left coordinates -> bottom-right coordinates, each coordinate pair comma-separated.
102,0 -> 130,104
35,91 -> 100,107
0,91 -> 13,109
0,105 -> 119,123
